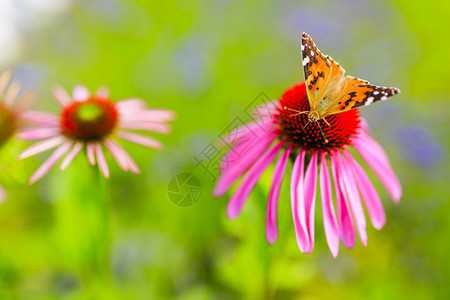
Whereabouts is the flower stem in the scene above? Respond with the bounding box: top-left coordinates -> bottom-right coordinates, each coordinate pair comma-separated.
51,155 -> 112,295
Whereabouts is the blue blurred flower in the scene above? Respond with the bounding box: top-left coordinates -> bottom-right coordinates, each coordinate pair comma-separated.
396,126 -> 443,167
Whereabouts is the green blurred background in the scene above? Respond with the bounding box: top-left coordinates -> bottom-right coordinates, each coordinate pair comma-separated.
0,0 -> 448,299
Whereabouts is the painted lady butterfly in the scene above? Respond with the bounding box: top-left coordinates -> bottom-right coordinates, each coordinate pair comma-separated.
284,32 -> 400,141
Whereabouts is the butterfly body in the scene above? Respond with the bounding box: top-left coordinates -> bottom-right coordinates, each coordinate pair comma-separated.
285,32 -> 401,142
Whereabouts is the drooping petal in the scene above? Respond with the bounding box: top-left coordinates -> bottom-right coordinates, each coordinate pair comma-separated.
303,151 -> 318,253
120,110 -> 176,123
20,111 -> 60,126
352,137 -> 402,203
0,70 -> 12,98
355,132 -> 390,166
103,139 -> 129,172
29,141 -> 73,184
14,91 -> 35,112
218,127 -> 276,175
117,131 -> 163,149
95,143 -> 110,178
119,121 -> 171,134
60,141 -> 83,171
219,118 -> 274,147
290,149 -> 310,253
19,136 -> 66,159
0,184 -> 5,204
214,133 -> 276,197
266,146 -> 292,244
52,86 -> 72,107
319,152 -> 339,258
115,99 -> 147,111
72,85 -> 90,102
86,142 -> 96,165
330,153 -> 355,249
335,151 -> 367,247
226,141 -> 284,219
17,128 -> 60,141
103,139 -> 140,174
95,86 -> 110,98
3,81 -> 20,107
344,150 -> 386,230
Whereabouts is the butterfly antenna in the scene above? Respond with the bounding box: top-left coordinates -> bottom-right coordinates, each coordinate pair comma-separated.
302,121 -> 310,131
317,122 -> 329,143
283,106 -> 309,117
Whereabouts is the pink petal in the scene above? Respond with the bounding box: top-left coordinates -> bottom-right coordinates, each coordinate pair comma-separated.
14,91 -> 35,112
103,139 -> 140,174
60,141 -> 83,171
120,110 -> 176,123
17,128 -> 60,141
218,126 -> 276,174
220,119 -> 274,147
335,151 -> 367,246
95,143 -> 109,178
119,121 -> 171,134
103,139 -> 129,172
266,146 -> 292,244
117,131 -> 163,149
355,132 -> 390,166
19,136 -> 66,159
29,141 -> 72,184
319,152 -> 339,258
0,184 -> 6,204
344,150 -> 386,230
115,99 -> 147,111
86,142 -> 96,165
21,111 -> 59,126
4,81 -> 20,107
214,133 -> 276,197
0,70 -> 12,98
303,151 -> 318,253
290,150 -> 310,253
72,85 -> 90,101
352,137 -> 402,203
358,117 -> 370,133
226,141 -> 284,219
330,153 -> 355,249
52,86 -> 72,107
95,86 -> 110,99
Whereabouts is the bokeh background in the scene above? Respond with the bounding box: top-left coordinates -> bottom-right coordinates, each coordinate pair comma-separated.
0,0 -> 449,299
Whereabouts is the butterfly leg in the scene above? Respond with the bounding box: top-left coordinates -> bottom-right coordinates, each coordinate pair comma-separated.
317,122 -> 329,143
302,121 -> 310,131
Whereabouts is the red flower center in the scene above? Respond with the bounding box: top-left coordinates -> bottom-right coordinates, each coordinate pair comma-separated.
276,83 -> 360,151
0,104 -> 17,147
60,97 -> 119,141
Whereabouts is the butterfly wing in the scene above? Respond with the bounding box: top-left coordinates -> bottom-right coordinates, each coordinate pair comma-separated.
324,76 -> 401,115
301,32 -> 345,111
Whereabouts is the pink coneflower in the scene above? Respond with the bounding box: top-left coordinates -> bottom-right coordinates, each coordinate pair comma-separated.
214,83 -> 401,257
19,85 -> 175,184
0,70 -> 34,201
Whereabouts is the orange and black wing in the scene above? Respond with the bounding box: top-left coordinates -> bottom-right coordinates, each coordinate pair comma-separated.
325,76 -> 400,115
301,32 -> 345,110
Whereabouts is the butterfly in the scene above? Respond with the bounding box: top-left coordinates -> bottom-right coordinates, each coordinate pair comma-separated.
284,32 -> 400,142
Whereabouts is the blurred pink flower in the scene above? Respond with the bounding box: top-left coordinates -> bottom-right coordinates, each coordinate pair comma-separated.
0,70 -> 34,201
214,83 -> 401,257
19,85 -> 175,184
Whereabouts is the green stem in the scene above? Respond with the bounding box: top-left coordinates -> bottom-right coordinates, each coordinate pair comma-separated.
51,155 -> 112,295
